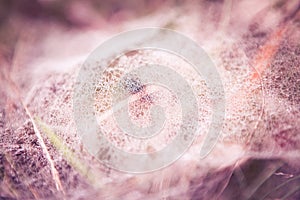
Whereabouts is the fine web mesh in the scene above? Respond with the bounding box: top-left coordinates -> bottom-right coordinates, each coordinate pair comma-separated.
1,0 -> 300,199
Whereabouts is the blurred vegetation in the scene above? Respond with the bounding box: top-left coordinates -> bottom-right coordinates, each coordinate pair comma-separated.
0,0 -> 167,27
0,0 -> 169,68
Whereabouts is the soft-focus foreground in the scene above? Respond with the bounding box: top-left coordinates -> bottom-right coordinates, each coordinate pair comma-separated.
1,0 -> 300,199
